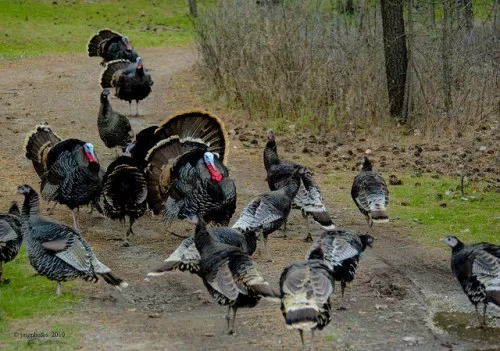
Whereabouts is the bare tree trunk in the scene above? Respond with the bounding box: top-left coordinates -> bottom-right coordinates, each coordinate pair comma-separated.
442,0 -> 453,113
380,0 -> 408,120
403,0 -> 414,123
358,0 -> 366,31
188,0 -> 198,18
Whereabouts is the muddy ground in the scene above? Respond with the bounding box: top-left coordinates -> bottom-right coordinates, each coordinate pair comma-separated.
0,46 -> 499,351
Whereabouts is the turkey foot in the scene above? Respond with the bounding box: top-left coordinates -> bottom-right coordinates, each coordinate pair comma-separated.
303,232 -> 313,242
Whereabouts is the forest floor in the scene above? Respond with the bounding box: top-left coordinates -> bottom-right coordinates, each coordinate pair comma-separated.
0,46 -> 499,351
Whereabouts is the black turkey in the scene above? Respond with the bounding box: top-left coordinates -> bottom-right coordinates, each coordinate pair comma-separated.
232,167 -> 304,261
127,125 -> 159,169
17,184 -> 127,295
307,229 -> 374,309
351,157 -> 389,227
280,248 -> 334,350
98,89 -> 134,153
145,110 -> 236,228
147,227 -> 260,276
264,130 -> 335,241
87,29 -> 138,65
25,123 -> 104,231
442,236 -> 500,327
102,156 -> 148,246
188,216 -> 279,334
100,57 -> 153,116
0,202 -> 22,284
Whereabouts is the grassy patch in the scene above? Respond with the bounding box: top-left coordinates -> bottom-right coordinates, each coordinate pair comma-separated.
0,247 -> 79,349
0,0 -> 209,60
389,175 -> 499,246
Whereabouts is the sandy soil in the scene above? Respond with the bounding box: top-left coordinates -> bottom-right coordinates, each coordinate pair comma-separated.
0,46 -> 498,351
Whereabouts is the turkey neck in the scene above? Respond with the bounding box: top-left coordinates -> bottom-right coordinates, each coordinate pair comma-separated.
99,95 -> 111,121
193,221 -> 212,253
263,141 -> 279,172
136,67 -> 145,78
451,241 -> 465,255
22,190 -> 40,222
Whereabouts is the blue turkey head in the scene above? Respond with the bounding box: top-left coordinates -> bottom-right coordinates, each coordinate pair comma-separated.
441,236 -> 459,248
203,152 -> 222,182
83,143 -> 97,163
17,184 -> 33,194
136,57 -> 143,69
122,36 -> 132,50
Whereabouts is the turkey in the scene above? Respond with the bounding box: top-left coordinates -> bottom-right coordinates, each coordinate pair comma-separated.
87,29 -> 138,65
127,125 -> 159,169
98,89 -> 134,154
0,202 -> 22,284
188,216 -> 279,334
17,184 -> 127,295
102,156 -> 148,246
280,248 -> 335,351
24,123 -> 104,231
147,227 -> 260,276
306,229 -> 374,309
441,236 -> 500,327
264,130 -> 335,242
351,157 -> 389,227
232,167 -> 305,261
100,57 -> 153,116
145,110 -> 235,228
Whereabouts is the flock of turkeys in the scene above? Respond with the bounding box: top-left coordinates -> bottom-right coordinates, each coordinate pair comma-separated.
0,29 -> 498,350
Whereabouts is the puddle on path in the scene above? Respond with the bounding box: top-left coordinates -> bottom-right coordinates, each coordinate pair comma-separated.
433,311 -> 500,344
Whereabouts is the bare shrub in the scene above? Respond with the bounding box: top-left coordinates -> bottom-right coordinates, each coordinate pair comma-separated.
193,0 -> 497,138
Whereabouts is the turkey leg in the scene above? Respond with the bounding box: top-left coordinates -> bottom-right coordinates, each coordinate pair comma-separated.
337,281 -> 347,310
71,208 -> 81,232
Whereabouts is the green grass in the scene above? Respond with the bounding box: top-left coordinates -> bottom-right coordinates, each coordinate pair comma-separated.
0,247 -> 79,349
0,0 -> 210,60
388,175 -> 499,246
325,173 -> 499,246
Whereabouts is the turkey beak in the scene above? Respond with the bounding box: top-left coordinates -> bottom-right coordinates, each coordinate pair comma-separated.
439,238 -> 447,245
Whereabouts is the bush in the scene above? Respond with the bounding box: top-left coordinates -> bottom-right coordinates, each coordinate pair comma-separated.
193,0 -> 497,137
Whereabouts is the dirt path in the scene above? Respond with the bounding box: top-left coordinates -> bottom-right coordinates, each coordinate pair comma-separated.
1,46 -> 498,351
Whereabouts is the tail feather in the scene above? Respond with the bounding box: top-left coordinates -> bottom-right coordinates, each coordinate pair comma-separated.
88,29 -> 121,56
145,136 -> 209,214
155,110 -> 229,164
99,272 -> 128,290
100,60 -> 129,88
103,161 -> 148,219
8,202 -> 20,216
250,283 -> 280,300
24,123 -> 62,178
147,260 -> 200,276
310,211 -> 335,230
284,307 -> 318,329
371,210 -> 389,223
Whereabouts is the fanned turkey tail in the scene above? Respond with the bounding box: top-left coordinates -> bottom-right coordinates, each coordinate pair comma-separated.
87,29 -> 121,56
145,136 -> 210,214
100,59 -> 129,88
24,123 -> 62,178
103,157 -> 147,220
155,110 -> 229,163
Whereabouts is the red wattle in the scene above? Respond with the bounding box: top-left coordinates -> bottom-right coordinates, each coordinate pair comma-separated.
207,163 -> 223,182
85,152 -> 96,163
